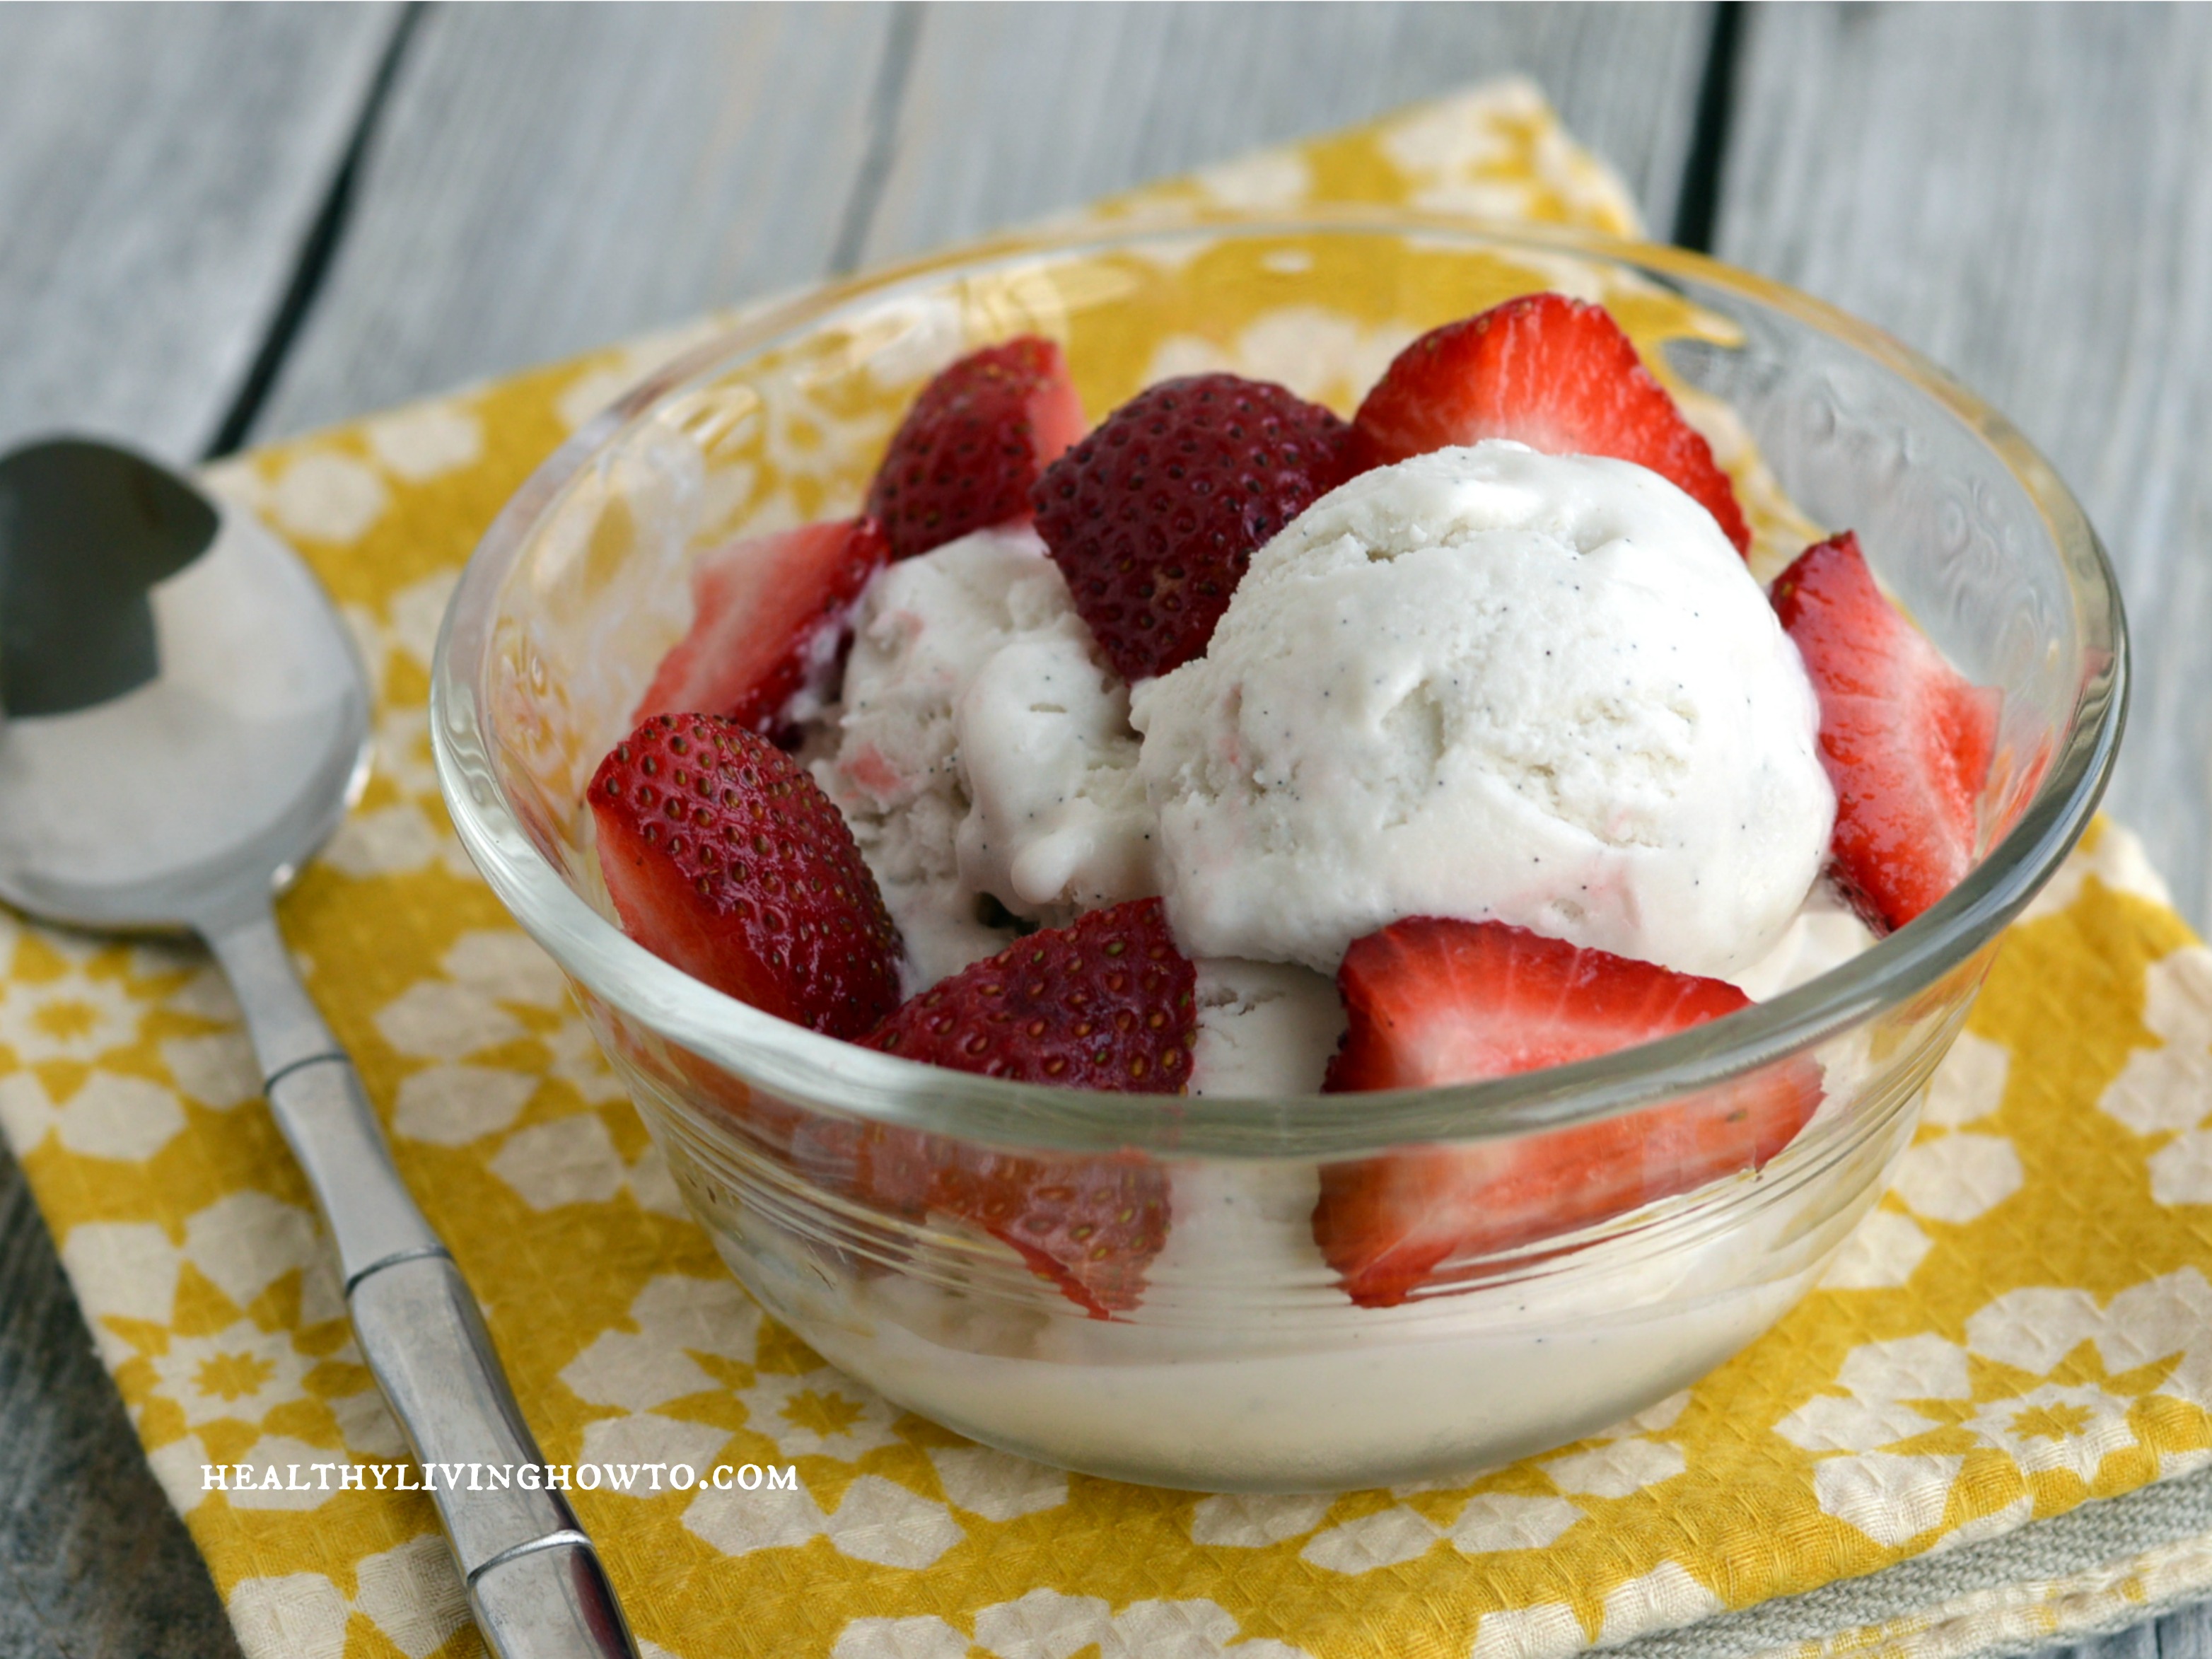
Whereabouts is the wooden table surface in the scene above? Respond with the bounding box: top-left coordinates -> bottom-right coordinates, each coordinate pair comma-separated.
3,4 -> 2206,1655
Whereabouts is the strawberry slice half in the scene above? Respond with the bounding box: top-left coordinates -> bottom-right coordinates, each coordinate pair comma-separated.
1772,530 -> 2001,931
866,336 -> 1086,561
1349,292 -> 1752,555
632,516 -> 890,734
1032,373 -> 1353,682
861,898 -> 1194,1316
588,712 -> 902,1037
1315,918 -> 1822,1307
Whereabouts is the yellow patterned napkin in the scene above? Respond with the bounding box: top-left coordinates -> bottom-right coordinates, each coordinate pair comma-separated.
6,80 -> 2210,1659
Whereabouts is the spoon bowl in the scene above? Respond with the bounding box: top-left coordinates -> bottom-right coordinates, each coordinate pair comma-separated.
0,439 -> 371,931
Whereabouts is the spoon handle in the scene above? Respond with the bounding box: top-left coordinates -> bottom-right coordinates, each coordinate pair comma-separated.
206,907 -> 640,1659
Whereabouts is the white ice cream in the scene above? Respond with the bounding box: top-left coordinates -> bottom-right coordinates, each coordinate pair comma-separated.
1188,960 -> 1347,1097
1131,443 -> 1836,981
814,525 -> 1155,991
741,1074 -> 1905,1489
1730,879 -> 1880,1001
816,529 -> 1341,1091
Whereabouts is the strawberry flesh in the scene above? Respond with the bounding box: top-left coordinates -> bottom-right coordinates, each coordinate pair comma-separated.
588,713 -> 902,1038
866,337 -> 1086,561
860,899 -> 1193,1315
1315,918 -> 1822,1306
1031,373 -> 1353,682
632,517 -> 890,734
1349,292 -> 1752,555
1772,530 -> 2001,931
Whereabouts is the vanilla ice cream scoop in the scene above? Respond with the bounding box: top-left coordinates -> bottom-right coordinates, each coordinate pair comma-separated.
1129,442 -> 1835,979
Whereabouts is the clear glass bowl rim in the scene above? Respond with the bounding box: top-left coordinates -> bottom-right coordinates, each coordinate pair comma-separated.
430,209 -> 2127,1160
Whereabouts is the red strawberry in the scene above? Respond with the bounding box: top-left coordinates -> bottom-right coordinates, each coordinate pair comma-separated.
861,899 -> 1193,1315
1349,292 -> 1752,555
866,337 -> 1086,561
1315,919 -> 1822,1307
588,713 -> 901,1037
633,517 -> 890,734
1772,530 -> 2001,931
1031,373 -> 1353,682
866,897 -> 1197,1090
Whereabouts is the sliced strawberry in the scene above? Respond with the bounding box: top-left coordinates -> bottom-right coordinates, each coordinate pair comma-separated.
1349,292 -> 1752,555
632,517 -> 890,734
866,897 -> 1196,1090
1031,373 -> 1353,682
866,337 -> 1086,561
859,898 -> 1193,1317
588,713 -> 902,1037
1315,919 -> 1822,1307
1773,530 -> 2001,931
1323,919 -> 1752,1092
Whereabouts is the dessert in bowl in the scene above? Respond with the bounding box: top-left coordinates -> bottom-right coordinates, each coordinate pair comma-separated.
431,214 -> 2124,1492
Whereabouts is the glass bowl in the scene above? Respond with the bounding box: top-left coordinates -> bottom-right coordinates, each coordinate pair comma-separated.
431,214 -> 2124,1493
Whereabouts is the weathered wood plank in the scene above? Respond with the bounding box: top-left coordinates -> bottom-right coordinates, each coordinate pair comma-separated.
1,6 -> 399,1646
251,1 -> 900,439
0,1152 -> 243,1658
0,2 -> 401,460
859,1 -> 1714,264
1716,1 -> 2212,930
2048,1616 -> 2163,1659
252,2 -> 1716,441
2162,1605 -> 2212,1659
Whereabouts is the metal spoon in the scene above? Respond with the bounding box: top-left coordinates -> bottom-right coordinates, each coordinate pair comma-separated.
0,438 -> 638,1659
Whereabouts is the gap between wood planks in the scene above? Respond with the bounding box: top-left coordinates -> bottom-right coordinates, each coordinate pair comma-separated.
828,1 -> 922,276
1672,0 -> 1744,252
201,2 -> 428,460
